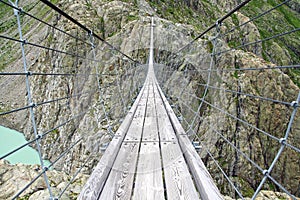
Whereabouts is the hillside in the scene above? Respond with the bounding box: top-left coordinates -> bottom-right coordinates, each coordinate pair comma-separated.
0,0 -> 299,199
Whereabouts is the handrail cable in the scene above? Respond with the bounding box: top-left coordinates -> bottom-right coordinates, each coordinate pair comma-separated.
161,64 -> 300,73
192,82 -> 292,106
168,90 -> 300,199
12,138 -> 83,199
0,0 -> 91,45
175,0 -> 252,54
214,28 -> 300,56
219,0 -> 292,38
0,111 -> 86,160
39,0 -> 138,63
0,34 -> 99,62
0,89 -> 96,116
0,72 -> 119,76
58,153 -> 94,198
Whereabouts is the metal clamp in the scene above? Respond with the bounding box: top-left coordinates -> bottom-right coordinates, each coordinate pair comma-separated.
279,138 -> 286,145
37,134 -> 43,140
30,102 -> 36,107
215,19 -> 222,33
43,166 -> 49,172
262,169 -> 269,176
291,100 -> 298,108
26,71 -> 32,76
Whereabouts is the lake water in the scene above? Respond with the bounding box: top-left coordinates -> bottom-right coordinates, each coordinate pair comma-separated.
0,125 -> 51,167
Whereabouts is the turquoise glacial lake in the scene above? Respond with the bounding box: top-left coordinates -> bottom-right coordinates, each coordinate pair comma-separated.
0,125 -> 50,166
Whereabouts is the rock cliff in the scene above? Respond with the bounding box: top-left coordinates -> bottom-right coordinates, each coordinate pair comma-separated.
0,0 -> 299,198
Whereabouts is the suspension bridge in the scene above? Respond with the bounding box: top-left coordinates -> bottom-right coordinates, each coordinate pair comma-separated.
0,0 -> 299,200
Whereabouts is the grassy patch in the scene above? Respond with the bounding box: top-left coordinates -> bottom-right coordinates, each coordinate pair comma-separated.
288,68 -> 300,88
127,15 -> 139,22
146,0 -> 218,31
241,0 -> 300,65
231,13 -> 239,27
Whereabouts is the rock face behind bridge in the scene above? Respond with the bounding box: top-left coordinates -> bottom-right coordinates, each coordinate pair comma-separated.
0,0 -> 299,199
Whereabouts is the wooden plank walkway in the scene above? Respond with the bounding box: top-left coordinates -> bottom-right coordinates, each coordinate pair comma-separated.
79,17 -> 223,200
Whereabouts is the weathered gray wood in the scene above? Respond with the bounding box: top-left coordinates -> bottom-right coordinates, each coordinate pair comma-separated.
81,16 -> 223,199
99,142 -> 140,200
143,83 -> 159,142
161,142 -> 200,200
154,80 -> 224,200
123,84 -> 149,142
98,81 -> 150,199
154,88 -> 177,142
154,85 -> 201,199
78,85 -> 146,200
132,142 -> 164,200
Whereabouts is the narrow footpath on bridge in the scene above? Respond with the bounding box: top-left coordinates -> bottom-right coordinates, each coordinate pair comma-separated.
79,17 -> 222,200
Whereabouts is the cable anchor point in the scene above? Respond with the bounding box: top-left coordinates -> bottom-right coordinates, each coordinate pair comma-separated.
262,169 -> 269,176
290,100 -> 298,108
30,102 -> 36,107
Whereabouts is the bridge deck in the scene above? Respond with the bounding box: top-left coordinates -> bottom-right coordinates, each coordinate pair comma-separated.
79,67 -> 222,199
79,17 -> 222,200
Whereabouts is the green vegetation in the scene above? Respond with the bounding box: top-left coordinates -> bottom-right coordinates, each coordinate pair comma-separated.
127,15 -> 139,22
147,0 -> 221,32
231,13 -> 239,27
288,68 -> 300,88
19,194 -> 30,200
242,0 -> 300,65
0,2 -> 17,33
206,40 -> 213,53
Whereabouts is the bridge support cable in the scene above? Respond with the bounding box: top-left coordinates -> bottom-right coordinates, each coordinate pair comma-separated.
187,22 -> 220,136
113,53 -> 127,116
176,0 -> 253,54
166,66 -> 300,198
159,64 -> 300,76
10,1 -> 53,198
11,138 -> 83,199
214,27 -> 300,57
89,32 -> 114,137
154,0 -> 300,198
0,0 -> 148,199
0,89 -> 96,116
161,72 -> 300,199
57,153 -> 94,199
79,16 -> 223,200
219,0 -> 293,38
252,91 -> 300,200
39,0 -> 138,63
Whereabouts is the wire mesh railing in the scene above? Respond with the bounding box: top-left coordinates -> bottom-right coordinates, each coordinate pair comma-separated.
154,0 -> 300,199
0,0 -> 146,199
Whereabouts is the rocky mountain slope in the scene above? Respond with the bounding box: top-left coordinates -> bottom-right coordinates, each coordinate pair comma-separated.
0,0 -> 299,198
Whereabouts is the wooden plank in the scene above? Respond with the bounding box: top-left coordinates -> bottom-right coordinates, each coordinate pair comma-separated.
154,84 -> 200,199
132,142 -> 164,200
154,82 -> 199,199
142,88 -> 159,142
99,142 -> 140,200
123,83 -> 149,142
142,116 -> 159,142
123,105 -> 146,142
154,88 -> 177,142
161,141 -> 200,200
154,80 -> 224,200
98,81 -> 150,199
78,85 -> 146,200
143,84 -> 159,141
